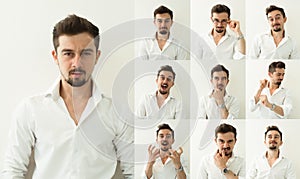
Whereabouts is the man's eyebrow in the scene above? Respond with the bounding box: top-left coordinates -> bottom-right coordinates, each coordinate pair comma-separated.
268,14 -> 282,18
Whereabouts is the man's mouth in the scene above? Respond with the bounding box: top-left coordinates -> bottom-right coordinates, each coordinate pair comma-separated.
162,141 -> 168,146
161,84 -> 168,89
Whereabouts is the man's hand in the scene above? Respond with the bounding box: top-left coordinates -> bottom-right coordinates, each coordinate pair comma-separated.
228,20 -> 241,34
214,150 -> 228,170
211,88 -> 225,105
168,147 -> 183,169
260,95 -> 271,108
259,79 -> 268,90
147,145 -> 160,164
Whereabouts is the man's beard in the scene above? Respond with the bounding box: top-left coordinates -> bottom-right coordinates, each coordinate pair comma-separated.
215,27 -> 225,33
222,147 -> 232,157
273,24 -> 282,32
161,141 -> 170,152
159,89 -> 168,95
273,28 -> 282,32
269,146 -> 277,150
66,78 -> 87,87
275,81 -> 282,86
62,68 -> 89,87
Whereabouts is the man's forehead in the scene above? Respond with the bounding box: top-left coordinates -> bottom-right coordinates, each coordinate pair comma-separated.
268,10 -> 283,18
216,132 -> 235,139
158,129 -> 172,135
267,130 -> 280,135
274,68 -> 285,73
213,71 -> 227,77
155,13 -> 171,19
159,71 -> 174,77
212,12 -> 229,19
58,33 -> 95,49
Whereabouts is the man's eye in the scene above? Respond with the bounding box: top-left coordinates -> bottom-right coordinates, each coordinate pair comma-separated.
63,52 -> 72,56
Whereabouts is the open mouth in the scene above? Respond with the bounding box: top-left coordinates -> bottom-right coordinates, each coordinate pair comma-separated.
162,141 -> 169,146
161,84 -> 168,90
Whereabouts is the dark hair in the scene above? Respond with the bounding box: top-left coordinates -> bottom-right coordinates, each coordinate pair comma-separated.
156,123 -> 174,139
266,5 -> 286,18
215,123 -> 237,139
53,14 -> 100,52
268,61 -> 285,73
154,5 -> 173,20
157,65 -> 176,80
264,125 -> 282,141
211,4 -> 231,18
211,64 -> 229,79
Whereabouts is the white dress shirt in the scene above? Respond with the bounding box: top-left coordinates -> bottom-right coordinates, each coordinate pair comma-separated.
249,31 -> 300,59
2,79 -> 134,179
142,155 -> 189,179
136,92 -> 182,119
249,87 -> 292,119
203,30 -> 245,60
247,152 -> 296,179
137,33 -> 189,60
198,91 -> 239,119
198,153 -> 245,179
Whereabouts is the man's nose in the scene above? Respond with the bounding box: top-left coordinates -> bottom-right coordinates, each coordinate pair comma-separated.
72,54 -> 81,67
223,142 -> 229,147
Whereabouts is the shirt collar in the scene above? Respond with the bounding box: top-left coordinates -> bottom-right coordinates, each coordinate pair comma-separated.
45,77 -> 103,102
151,91 -> 175,100
209,90 -> 231,98
153,32 -> 174,42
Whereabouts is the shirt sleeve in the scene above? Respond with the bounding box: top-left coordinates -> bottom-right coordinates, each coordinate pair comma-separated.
227,96 -> 240,119
278,89 -> 292,119
113,112 -> 134,179
237,158 -> 246,179
197,157 -> 208,179
136,95 -> 147,118
249,96 -> 259,112
290,39 -> 300,59
2,99 -> 35,179
175,42 -> 189,60
136,39 -> 149,60
246,159 -> 258,179
197,96 -> 207,119
174,99 -> 184,119
286,160 -> 297,179
249,35 -> 260,59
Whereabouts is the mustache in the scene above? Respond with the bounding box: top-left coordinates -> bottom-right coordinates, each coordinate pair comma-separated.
222,147 -> 230,150
69,68 -> 85,74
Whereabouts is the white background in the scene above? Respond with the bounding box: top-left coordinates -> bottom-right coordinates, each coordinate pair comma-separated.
0,0 -> 300,178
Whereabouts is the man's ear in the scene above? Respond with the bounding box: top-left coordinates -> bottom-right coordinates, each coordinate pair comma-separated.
283,17 -> 287,23
95,50 -> 101,64
52,50 -> 59,65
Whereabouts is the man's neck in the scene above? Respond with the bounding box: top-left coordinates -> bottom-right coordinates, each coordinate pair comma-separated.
156,91 -> 169,100
271,29 -> 285,39
268,82 -> 280,91
60,79 -> 93,100
266,149 -> 280,159
156,32 -> 169,41
160,149 -> 170,164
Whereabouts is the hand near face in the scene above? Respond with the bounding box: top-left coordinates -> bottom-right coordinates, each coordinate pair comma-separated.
259,79 -> 268,90
147,144 -> 160,164
228,20 -> 241,33
168,147 -> 183,169
212,88 -> 225,105
214,150 -> 228,170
